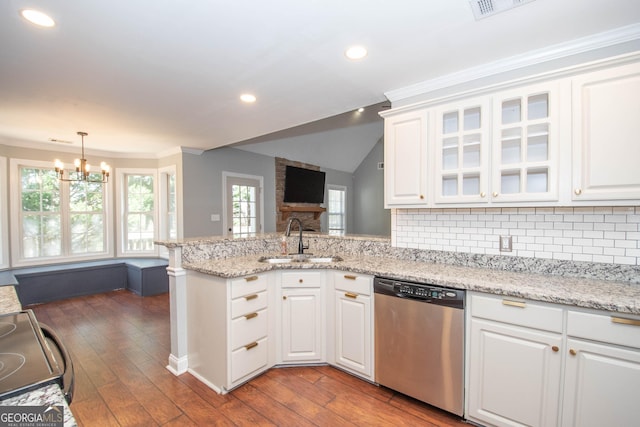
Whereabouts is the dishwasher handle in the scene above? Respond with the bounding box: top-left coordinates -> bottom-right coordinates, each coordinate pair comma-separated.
373,278 -> 400,297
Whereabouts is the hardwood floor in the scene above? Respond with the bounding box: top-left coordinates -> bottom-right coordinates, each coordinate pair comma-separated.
28,290 -> 467,426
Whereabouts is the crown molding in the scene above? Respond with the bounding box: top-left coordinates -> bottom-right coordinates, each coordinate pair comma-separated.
180,147 -> 205,156
385,23 -> 640,103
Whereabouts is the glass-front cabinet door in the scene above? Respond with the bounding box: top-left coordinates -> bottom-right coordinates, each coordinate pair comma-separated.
491,83 -> 559,202
434,98 -> 490,204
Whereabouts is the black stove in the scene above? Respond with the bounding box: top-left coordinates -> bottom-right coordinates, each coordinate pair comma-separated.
0,310 -> 72,402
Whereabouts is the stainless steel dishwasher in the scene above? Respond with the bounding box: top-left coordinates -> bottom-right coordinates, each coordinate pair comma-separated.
374,277 -> 465,416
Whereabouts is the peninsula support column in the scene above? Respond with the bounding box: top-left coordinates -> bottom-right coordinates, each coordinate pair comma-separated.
166,246 -> 189,375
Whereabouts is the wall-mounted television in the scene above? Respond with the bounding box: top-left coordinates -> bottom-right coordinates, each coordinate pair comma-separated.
283,165 -> 326,204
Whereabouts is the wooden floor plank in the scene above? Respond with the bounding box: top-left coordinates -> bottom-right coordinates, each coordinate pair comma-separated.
28,290 -> 466,427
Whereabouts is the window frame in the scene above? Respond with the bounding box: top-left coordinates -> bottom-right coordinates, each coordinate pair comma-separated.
116,168 -> 159,257
0,157 -> 8,269
158,165 -> 179,258
327,184 -> 347,235
9,158 -> 113,267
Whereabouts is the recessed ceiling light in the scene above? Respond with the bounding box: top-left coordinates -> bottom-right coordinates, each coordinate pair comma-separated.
357,107 -> 365,113
345,45 -> 367,60
240,93 -> 257,103
20,9 -> 55,27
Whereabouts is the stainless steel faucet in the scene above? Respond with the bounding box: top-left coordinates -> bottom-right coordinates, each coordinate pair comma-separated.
285,217 -> 308,254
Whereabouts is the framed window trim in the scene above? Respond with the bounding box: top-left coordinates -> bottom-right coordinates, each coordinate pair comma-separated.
222,171 -> 264,237
158,165 -> 179,259
116,168 -> 159,257
0,157 -> 9,269
327,184 -> 347,235
9,158 -> 114,268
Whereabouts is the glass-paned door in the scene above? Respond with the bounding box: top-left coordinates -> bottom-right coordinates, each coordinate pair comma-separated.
226,176 -> 262,237
492,82 -> 559,202
435,98 -> 490,204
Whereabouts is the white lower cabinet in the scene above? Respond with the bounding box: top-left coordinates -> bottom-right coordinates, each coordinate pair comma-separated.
467,292 -> 640,427
561,311 -> 640,427
332,272 -> 373,380
467,293 -> 563,427
186,271 -> 274,393
278,271 -> 325,363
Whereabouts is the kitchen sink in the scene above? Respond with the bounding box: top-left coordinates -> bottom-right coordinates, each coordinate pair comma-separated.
258,254 -> 342,264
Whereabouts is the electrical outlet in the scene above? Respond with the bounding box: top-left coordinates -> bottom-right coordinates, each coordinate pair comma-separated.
499,235 -> 512,252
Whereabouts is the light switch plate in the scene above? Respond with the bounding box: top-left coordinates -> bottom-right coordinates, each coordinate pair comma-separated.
499,235 -> 512,252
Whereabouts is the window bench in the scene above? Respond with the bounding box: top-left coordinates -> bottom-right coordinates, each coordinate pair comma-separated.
8,258 -> 169,306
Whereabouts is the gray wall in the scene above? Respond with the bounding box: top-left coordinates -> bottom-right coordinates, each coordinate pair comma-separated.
352,138 -> 390,236
182,147 -> 276,237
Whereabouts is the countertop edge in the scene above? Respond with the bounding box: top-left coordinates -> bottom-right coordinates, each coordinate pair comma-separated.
183,254 -> 640,315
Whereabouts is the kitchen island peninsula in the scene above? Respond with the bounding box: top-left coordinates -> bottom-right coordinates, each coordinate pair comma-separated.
157,232 -> 640,425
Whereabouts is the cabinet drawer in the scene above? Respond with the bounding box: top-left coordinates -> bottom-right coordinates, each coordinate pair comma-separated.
231,337 -> 268,383
334,272 -> 372,296
230,274 -> 268,299
231,308 -> 268,350
231,290 -> 267,318
281,271 -> 323,288
567,310 -> 640,349
471,293 -> 563,333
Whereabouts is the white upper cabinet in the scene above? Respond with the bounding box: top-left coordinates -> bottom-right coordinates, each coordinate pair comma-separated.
383,109 -> 429,207
382,55 -> 640,208
434,98 -> 490,204
572,61 -> 640,202
491,83 -> 560,203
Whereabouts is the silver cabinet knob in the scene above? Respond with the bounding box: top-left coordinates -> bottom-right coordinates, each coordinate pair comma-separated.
480,192 -> 486,198
492,192 -> 499,197
574,188 -> 582,196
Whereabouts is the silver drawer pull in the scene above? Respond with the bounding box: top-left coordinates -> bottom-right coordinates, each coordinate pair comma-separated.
502,299 -> 526,308
245,294 -> 258,301
245,312 -> 258,320
245,275 -> 259,282
245,342 -> 258,350
611,316 -> 640,327
345,292 -> 358,299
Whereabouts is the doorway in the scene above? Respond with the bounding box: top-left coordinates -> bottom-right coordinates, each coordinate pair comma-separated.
223,173 -> 263,237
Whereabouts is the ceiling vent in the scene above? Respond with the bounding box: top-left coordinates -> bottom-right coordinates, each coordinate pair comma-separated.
469,0 -> 536,20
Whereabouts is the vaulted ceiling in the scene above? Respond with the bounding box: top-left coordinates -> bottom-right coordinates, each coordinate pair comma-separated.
1,0 -> 638,166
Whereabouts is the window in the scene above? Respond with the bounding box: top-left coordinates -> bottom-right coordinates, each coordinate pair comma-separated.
118,170 -> 157,255
223,172 -> 263,237
159,167 -> 177,240
10,159 -> 110,266
158,166 -> 178,258
327,185 -> 346,235
0,157 -> 8,269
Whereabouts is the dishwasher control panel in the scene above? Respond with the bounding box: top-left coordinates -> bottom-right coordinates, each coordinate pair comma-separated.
374,277 -> 464,309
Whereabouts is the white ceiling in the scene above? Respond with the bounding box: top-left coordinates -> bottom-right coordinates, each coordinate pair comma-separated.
0,0 -> 639,163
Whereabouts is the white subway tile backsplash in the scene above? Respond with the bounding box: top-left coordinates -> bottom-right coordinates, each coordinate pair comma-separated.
394,206 -> 640,266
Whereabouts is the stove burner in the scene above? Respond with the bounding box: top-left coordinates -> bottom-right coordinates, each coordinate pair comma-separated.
0,322 -> 16,339
0,353 -> 26,382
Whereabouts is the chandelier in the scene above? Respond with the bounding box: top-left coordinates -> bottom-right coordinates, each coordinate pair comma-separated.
54,131 -> 110,183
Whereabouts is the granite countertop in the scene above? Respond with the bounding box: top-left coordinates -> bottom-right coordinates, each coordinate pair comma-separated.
184,253 -> 640,315
0,285 -> 22,314
0,384 -> 77,427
